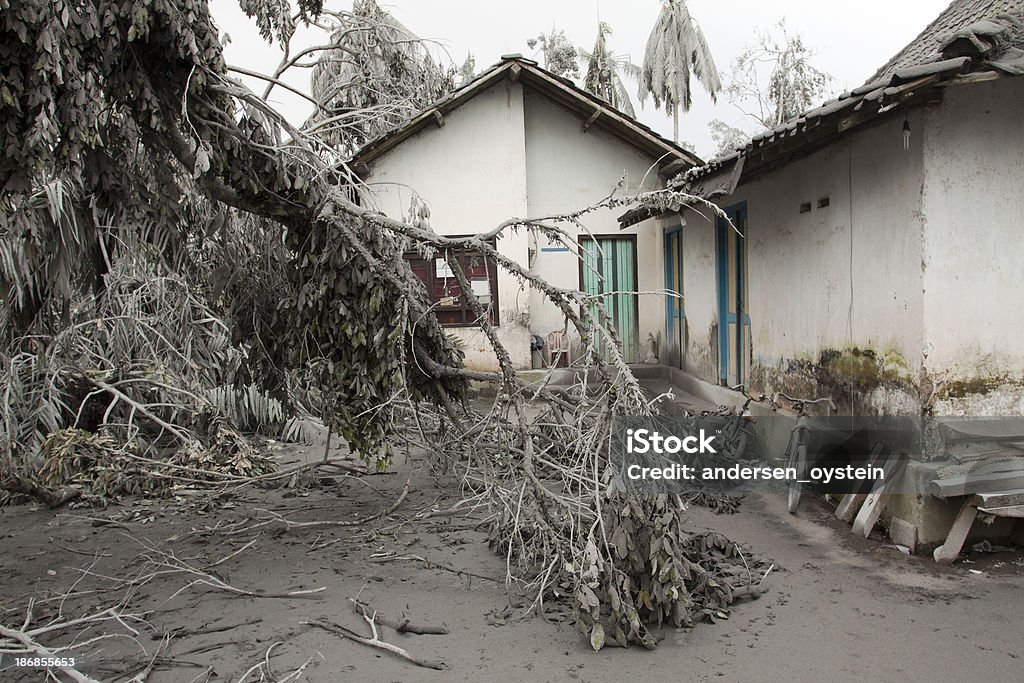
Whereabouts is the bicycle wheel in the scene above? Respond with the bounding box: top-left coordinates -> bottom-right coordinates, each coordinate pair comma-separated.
721,417 -> 750,460
787,441 -> 806,514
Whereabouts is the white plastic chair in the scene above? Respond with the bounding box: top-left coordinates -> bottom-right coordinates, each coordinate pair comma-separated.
545,330 -> 572,368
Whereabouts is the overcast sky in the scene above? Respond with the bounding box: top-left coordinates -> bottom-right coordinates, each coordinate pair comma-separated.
209,0 -> 950,159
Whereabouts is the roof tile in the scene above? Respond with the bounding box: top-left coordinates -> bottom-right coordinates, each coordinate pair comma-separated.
868,0 -> 1023,81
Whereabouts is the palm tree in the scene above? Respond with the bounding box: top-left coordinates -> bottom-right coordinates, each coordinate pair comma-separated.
579,23 -> 642,118
641,0 -> 721,142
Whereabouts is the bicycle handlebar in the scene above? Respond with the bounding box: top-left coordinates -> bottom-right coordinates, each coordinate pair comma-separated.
771,392 -> 837,413
728,384 -> 774,406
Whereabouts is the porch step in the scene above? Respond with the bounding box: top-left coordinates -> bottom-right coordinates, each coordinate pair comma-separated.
628,364 -> 666,381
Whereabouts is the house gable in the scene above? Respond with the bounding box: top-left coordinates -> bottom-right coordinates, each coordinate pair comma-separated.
351,56 -> 700,176
359,77 -> 529,235
522,85 -> 668,213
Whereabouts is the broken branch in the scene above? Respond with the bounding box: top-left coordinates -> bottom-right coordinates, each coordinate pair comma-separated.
305,618 -> 447,670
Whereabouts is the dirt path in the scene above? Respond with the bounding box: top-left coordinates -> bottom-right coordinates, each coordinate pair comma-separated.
1,438 -> 1022,682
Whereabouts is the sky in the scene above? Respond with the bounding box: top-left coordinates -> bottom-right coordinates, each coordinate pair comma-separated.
208,0 -> 951,159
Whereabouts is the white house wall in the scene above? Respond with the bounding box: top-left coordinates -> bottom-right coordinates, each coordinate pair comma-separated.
675,206 -> 718,380
677,114 -> 927,414
522,88 -> 666,362
361,81 -> 533,371
921,77 -> 1024,414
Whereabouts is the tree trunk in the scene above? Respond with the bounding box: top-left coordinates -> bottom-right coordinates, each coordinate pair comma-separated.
673,103 -> 679,143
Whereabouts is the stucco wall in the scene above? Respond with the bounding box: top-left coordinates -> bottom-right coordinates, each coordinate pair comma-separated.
362,81 -> 533,371
523,88 -> 666,363
920,77 -> 1024,414
675,76 -> 1024,417
673,206 -> 718,379
677,112 -> 927,414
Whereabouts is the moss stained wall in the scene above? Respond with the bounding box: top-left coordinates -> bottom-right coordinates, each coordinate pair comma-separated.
677,111 -> 926,414
920,77 -> 1024,416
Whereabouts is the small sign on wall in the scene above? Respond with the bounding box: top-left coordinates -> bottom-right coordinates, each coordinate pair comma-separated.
471,279 -> 491,305
435,258 -> 454,278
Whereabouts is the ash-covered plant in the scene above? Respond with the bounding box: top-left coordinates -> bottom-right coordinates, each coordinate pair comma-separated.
435,375 -> 769,651
0,236 -> 301,492
575,495 -> 766,649
308,0 -> 457,151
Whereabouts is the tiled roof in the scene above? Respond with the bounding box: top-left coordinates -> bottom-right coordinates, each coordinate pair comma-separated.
869,0 -> 1024,81
678,55 -> 974,178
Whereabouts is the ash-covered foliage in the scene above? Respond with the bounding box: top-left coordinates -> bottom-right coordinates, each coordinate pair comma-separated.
0,0 -> 466,461
0,225 -> 299,501
308,0 -> 457,152
575,496 -> 768,649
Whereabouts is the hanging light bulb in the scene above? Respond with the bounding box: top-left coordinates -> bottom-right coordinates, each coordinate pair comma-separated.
903,118 -> 911,150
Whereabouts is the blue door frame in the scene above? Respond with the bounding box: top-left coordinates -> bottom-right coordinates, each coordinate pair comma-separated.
716,204 -> 750,386
664,226 -> 684,368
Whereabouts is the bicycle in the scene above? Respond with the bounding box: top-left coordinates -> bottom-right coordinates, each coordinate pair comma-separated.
701,385 -> 774,462
772,392 -> 837,514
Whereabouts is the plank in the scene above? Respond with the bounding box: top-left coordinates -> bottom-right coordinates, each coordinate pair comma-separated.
949,447 -> 1024,464
836,442 -> 886,523
835,492 -> 868,523
971,488 -> 1024,508
933,501 -> 979,564
976,505 -> 1024,518
929,470 -> 1024,498
939,418 -> 1024,442
852,452 -> 908,538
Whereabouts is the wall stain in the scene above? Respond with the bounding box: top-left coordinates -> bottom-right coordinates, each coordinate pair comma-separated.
940,375 -> 1023,399
750,346 -> 918,415
696,331 -> 1024,419
707,321 -> 719,379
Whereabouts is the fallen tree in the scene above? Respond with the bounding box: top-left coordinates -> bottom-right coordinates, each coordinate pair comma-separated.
0,0 -> 767,652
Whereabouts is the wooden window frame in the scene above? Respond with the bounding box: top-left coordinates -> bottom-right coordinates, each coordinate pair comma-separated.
405,238 -> 500,328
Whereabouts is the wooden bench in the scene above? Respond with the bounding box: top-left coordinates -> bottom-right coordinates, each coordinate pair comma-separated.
931,488 -> 1024,564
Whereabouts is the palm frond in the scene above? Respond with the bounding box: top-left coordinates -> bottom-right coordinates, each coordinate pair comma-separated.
641,0 -> 720,112
0,176 -> 91,332
612,74 -> 637,117
579,23 -> 640,116
0,232 -> 307,484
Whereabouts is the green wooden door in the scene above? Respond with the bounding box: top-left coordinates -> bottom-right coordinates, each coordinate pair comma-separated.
581,237 -> 639,363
